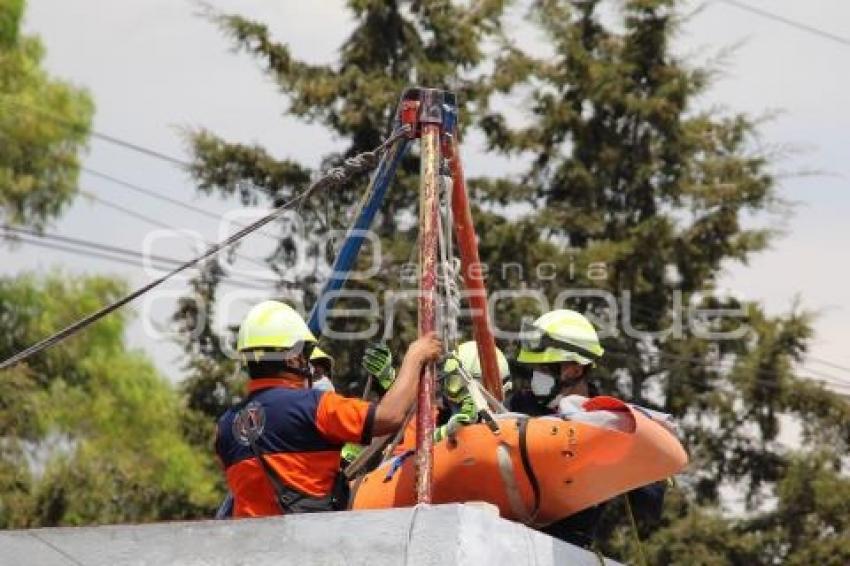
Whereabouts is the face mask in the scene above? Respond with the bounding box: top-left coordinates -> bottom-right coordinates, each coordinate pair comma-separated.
530,370 -> 555,397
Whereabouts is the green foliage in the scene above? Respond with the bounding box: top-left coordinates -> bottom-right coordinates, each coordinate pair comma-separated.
632,455 -> 850,565
0,273 -> 219,528
0,0 -> 24,47
0,0 -> 93,229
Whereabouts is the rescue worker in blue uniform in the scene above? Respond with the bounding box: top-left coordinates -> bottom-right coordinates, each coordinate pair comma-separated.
215,300 -> 441,517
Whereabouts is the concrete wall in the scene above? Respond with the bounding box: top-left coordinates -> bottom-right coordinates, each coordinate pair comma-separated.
0,503 -> 619,566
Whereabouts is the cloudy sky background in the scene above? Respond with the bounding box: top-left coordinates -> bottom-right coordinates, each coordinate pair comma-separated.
5,0 -> 849,395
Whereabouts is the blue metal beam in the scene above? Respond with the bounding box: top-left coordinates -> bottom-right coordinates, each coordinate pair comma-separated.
307,134 -> 410,336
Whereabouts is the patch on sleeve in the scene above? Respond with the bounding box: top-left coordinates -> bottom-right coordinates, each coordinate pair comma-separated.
232,400 -> 266,446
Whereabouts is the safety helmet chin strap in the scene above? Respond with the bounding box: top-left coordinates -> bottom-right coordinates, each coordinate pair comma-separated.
284,363 -> 314,387
243,348 -> 315,386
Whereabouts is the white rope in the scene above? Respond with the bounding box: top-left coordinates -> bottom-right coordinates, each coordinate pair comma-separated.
436,172 -> 461,352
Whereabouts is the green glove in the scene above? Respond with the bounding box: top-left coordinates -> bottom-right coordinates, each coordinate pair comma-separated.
341,442 -> 364,464
442,371 -> 467,402
456,394 -> 477,422
434,412 -> 473,443
362,343 -> 396,390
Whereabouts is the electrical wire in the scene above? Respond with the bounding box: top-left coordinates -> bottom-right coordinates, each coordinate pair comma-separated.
595,299 -> 850,385
0,96 -> 191,168
76,189 -> 271,270
716,0 -> 850,48
82,167 -> 222,221
5,235 -> 274,291
2,225 -> 277,290
602,346 -> 849,397
82,167 -> 283,243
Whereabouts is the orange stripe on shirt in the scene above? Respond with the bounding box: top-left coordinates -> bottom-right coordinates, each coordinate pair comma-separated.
227,450 -> 342,517
315,392 -> 375,445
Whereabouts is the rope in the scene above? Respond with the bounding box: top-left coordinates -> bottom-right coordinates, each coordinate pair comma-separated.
477,379 -> 510,414
0,126 -> 411,372
624,492 -> 649,566
436,172 -> 461,351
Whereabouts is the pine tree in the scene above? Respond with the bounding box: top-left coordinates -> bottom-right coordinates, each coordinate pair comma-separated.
481,0 -> 849,562
177,0 -> 507,414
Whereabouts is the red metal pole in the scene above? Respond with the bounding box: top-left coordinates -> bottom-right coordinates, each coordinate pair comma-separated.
416,121 -> 441,504
447,135 -> 504,401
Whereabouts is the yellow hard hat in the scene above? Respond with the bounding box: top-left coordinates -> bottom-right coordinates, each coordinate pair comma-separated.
443,341 -> 510,379
310,347 -> 334,368
237,300 -> 316,354
517,309 -> 603,366
442,341 -> 510,400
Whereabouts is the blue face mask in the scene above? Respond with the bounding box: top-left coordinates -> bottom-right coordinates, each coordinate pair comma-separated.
530,370 -> 555,397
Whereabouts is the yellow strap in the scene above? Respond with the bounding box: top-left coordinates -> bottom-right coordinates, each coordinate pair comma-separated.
624,493 -> 649,566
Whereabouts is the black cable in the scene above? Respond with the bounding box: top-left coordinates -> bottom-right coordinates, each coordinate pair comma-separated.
5,233 -> 275,291
6,233 -> 177,272
77,189 -> 270,270
83,167 -> 222,221
583,299 -> 850,385
804,355 -> 850,374
602,347 -> 849,395
0,97 -> 191,168
517,417 -> 541,523
78,189 -> 182,231
3,233 -> 273,292
0,126 -> 409,371
5,224 -> 188,267
716,0 -> 850,48
82,167 -> 282,243
2,226 -> 276,290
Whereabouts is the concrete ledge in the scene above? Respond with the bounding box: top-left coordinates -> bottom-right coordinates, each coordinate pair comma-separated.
0,503 -> 619,566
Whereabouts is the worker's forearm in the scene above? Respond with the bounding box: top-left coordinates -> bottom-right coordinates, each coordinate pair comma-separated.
373,352 -> 425,434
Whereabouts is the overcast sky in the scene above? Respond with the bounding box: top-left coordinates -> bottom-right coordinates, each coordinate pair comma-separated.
7,0 -> 850,393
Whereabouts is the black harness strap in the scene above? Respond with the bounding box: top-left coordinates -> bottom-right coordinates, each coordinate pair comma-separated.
233,394 -> 336,515
247,438 -> 308,514
518,417 -> 541,522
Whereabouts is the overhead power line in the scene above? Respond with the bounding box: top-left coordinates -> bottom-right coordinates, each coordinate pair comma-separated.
79,189 -> 177,231
613,344 -> 850,394
4,99 -> 295,244
77,189 -> 271,270
83,167 -> 222,221
7,232 -> 175,272
82,167 -> 283,243
603,346 -> 849,398
2,225 -> 277,290
0,97 -> 191,168
89,130 -> 190,168
5,237 -> 273,292
5,224 -> 186,266
716,0 -> 850,48
573,300 -> 850,386
804,355 -> 850,374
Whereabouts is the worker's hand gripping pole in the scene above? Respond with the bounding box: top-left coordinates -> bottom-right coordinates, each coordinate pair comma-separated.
445,135 -> 504,401
413,88 -> 447,504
